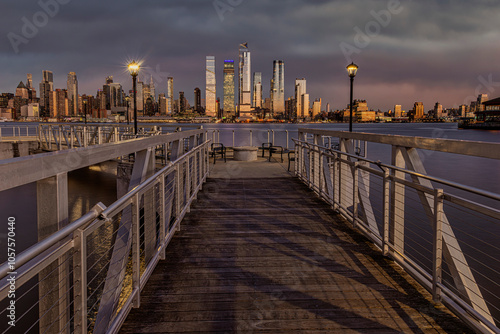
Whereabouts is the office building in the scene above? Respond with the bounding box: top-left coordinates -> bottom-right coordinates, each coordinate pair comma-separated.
295,78 -> 307,119
414,102 -> 424,119
312,98 -> 322,119
394,104 -> 402,118
238,43 -> 251,116
167,77 -> 174,114
39,70 -> 54,115
194,88 -> 201,113
67,72 -> 78,116
253,72 -> 262,108
434,102 -> 443,118
223,60 -> 235,118
270,60 -> 285,114
205,56 -> 216,117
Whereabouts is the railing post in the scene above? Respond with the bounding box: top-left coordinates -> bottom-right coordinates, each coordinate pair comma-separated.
352,162 -> 359,227
217,129 -> 220,143
232,130 -> 235,147
267,130 -> 270,143
382,168 -> 390,256
176,164 -> 181,231
73,228 -> 87,334
132,193 -> 140,308
250,130 -> 252,146
159,175 -> 166,260
59,125 -> 63,150
285,130 -> 289,150
433,188 -> 444,302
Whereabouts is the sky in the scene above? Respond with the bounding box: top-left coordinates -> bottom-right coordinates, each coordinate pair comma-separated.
1,0 -> 500,112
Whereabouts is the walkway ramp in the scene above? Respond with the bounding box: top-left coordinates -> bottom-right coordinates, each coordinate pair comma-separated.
120,157 -> 473,333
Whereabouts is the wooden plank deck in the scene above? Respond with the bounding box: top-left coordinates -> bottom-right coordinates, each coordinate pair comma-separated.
120,174 -> 473,333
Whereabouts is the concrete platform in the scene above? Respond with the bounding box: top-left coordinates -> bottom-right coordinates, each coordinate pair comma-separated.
210,149 -> 294,179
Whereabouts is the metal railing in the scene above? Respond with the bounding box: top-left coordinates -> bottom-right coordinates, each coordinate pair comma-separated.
0,129 -> 209,333
37,124 -> 167,151
206,128 -> 292,149
294,129 -> 500,334
0,125 -> 38,141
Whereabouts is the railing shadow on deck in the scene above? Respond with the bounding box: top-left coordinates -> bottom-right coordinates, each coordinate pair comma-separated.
294,129 -> 500,334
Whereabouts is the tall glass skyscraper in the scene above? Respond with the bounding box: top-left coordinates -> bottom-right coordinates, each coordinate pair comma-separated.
253,72 -> 262,108
295,78 -> 307,119
67,72 -> 78,116
223,60 -> 235,118
270,60 -> 285,114
167,77 -> 174,114
238,43 -> 251,116
205,56 -> 216,117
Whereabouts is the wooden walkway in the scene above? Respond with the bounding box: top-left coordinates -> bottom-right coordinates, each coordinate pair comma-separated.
120,160 -> 473,333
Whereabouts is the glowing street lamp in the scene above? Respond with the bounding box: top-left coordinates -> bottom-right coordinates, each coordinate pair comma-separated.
346,62 -> 358,132
128,61 -> 140,135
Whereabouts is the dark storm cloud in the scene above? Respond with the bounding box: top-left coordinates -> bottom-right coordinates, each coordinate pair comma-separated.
1,0 -> 500,111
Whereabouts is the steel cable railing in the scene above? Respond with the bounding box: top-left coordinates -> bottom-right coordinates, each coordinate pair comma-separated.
0,136 -> 210,334
293,135 -> 500,334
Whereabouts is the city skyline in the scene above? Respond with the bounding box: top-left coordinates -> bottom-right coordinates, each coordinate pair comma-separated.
1,1 -> 500,112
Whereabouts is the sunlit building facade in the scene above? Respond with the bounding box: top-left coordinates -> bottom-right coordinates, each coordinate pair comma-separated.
205,56 -> 216,117
67,72 -> 78,116
253,72 -> 262,108
238,43 -> 251,116
223,60 -> 235,118
270,60 -> 285,114
167,77 -> 174,114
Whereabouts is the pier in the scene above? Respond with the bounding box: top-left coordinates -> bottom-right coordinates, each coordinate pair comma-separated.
0,125 -> 499,333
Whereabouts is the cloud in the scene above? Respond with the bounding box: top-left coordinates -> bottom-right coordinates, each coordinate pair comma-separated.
1,0 -> 499,111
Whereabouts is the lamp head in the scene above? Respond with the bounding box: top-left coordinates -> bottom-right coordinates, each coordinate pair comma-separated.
346,62 -> 358,78
128,61 -> 140,76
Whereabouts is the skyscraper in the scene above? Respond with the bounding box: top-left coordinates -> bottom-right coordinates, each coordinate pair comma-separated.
167,77 -> 174,114
205,56 -> 216,117
238,43 -> 251,116
67,72 -> 78,116
414,102 -> 424,119
295,78 -> 307,119
270,60 -> 285,114
39,70 -> 53,115
223,60 -> 235,118
149,75 -> 156,102
253,72 -> 262,108
394,104 -> 402,118
194,87 -> 201,113
26,74 -> 33,89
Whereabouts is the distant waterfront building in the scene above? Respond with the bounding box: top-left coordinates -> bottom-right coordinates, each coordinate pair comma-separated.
414,102 -> 424,119
285,97 -> 295,120
159,94 -> 167,115
205,56 -> 216,117
312,98 -> 322,119
194,87 -> 201,113
179,91 -> 186,114
238,43 -> 252,116
434,102 -> 443,118
394,104 -> 402,118
477,94 -> 488,111
253,72 -> 262,108
167,77 -> 174,114
15,81 -> 29,99
136,81 -> 144,113
26,73 -> 33,89
295,78 -> 307,119
67,72 -> 78,116
325,103 -> 330,114
223,60 -> 235,118
270,60 -> 285,115
39,70 -> 54,115
149,75 -> 156,102
49,89 -> 68,118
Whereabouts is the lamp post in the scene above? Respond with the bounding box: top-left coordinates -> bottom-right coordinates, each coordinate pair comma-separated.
128,61 -> 140,135
346,62 -> 358,132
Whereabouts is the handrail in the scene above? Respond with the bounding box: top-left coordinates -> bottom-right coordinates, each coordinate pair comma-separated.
294,132 -> 500,333
293,138 -> 500,202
